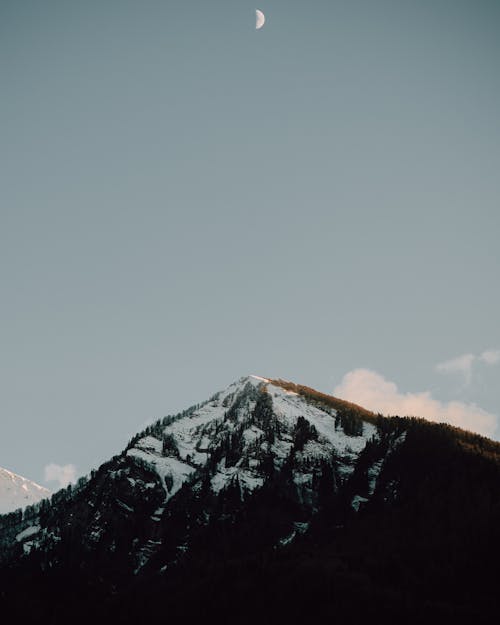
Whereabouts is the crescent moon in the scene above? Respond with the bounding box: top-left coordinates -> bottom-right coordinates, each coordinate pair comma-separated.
255,9 -> 266,30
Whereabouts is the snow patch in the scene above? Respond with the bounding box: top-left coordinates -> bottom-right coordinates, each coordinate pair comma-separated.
368,459 -> 384,495
279,521 -> 309,547
351,495 -> 368,511
127,448 -> 196,501
211,468 -> 264,494
135,436 -> 163,453
16,525 -> 41,542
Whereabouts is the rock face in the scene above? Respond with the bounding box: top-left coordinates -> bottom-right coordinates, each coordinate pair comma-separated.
1,375 -> 500,624
0,466 -> 49,515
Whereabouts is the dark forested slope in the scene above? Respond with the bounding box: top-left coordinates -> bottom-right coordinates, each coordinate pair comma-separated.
1,375 -> 499,624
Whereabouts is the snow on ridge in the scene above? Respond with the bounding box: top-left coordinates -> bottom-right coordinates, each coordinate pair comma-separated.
127,376 -> 267,500
249,375 -> 270,383
126,375 -> 378,502
266,384 -> 376,455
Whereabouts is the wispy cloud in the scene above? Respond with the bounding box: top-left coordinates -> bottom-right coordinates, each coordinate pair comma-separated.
435,353 -> 476,384
435,349 -> 500,384
44,463 -> 77,488
479,349 -> 500,365
334,368 -> 497,438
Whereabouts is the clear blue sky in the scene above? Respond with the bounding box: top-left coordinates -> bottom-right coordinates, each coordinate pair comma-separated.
1,0 -> 499,487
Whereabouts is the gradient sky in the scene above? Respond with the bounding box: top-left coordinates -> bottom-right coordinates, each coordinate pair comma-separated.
1,0 -> 499,488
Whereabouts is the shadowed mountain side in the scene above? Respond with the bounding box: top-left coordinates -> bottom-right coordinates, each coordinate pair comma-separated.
1,375 -> 499,624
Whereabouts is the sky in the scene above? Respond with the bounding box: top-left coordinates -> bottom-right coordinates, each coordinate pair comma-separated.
1,0 -> 499,489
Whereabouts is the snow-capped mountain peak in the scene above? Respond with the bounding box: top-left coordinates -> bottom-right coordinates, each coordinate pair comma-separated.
0,375 -> 389,574
126,375 -> 377,505
2,375 -> 500,623
0,466 -> 49,515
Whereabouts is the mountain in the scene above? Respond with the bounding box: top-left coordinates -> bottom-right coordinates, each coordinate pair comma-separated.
0,466 -> 49,515
1,375 -> 500,624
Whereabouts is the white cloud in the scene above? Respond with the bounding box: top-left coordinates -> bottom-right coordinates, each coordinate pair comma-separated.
435,349 -> 500,384
44,463 -> 77,488
435,353 -> 475,384
333,368 -> 497,438
479,349 -> 500,365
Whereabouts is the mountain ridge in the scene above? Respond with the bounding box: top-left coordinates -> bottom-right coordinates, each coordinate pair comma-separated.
1,374 -> 500,623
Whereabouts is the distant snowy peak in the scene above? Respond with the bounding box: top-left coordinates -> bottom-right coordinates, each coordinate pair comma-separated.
0,467 -> 50,515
